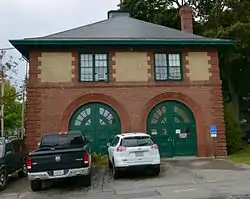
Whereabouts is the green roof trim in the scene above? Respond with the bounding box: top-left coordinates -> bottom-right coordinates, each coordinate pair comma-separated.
9,39 -> 234,46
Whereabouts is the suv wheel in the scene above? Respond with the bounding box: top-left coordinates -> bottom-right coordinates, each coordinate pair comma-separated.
108,159 -> 112,169
18,163 -> 27,178
112,161 -> 120,179
153,165 -> 160,176
0,169 -> 7,191
30,180 -> 42,192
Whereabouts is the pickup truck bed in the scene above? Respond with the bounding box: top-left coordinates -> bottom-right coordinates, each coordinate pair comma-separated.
26,131 -> 91,191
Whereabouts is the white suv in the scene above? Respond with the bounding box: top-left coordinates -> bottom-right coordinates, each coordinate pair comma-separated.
107,132 -> 160,179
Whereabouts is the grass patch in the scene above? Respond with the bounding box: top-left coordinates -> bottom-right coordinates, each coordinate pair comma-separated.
91,153 -> 108,166
228,145 -> 250,164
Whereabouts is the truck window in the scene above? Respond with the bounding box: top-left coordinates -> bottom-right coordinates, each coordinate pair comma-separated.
40,133 -> 86,148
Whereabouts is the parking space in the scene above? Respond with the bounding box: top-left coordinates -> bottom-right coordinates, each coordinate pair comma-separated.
2,159 -> 250,199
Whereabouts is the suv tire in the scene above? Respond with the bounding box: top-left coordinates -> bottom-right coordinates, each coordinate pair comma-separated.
0,169 -> 7,191
112,161 -> 120,179
30,180 -> 42,192
108,159 -> 112,169
153,165 -> 160,176
18,163 -> 27,178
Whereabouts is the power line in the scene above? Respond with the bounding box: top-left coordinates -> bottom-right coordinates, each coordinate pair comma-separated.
0,47 -> 15,51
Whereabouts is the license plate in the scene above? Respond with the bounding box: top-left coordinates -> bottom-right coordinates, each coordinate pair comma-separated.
53,170 -> 64,176
135,151 -> 144,157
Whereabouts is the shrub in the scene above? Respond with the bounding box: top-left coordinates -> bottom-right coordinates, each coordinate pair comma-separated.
224,102 -> 242,154
91,153 -> 108,166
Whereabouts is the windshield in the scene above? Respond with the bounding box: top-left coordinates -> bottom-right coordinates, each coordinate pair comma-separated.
40,133 -> 86,149
121,136 -> 154,147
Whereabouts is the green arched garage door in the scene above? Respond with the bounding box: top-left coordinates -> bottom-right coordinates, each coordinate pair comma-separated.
69,103 -> 121,154
147,101 -> 197,157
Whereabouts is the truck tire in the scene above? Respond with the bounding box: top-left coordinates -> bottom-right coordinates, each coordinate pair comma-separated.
18,163 -> 27,178
30,180 -> 42,192
0,169 -> 7,191
82,173 -> 91,187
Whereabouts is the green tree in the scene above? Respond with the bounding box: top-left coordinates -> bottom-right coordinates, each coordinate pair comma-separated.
0,50 -> 22,134
2,81 -> 22,131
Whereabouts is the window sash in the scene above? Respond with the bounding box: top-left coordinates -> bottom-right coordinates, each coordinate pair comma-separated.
79,53 -> 108,82
154,53 -> 182,81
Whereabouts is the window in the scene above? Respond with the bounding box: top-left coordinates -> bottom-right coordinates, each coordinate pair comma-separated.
120,136 -> 154,147
154,53 -> 182,81
40,133 -> 86,149
5,143 -> 14,155
111,136 -> 120,146
79,53 -> 108,82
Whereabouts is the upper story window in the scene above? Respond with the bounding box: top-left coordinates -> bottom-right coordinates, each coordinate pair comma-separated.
154,53 -> 182,81
79,53 -> 108,82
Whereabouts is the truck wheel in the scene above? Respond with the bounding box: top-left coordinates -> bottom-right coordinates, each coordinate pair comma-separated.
82,173 -> 91,187
18,163 -> 27,178
0,169 -> 7,191
30,180 -> 42,192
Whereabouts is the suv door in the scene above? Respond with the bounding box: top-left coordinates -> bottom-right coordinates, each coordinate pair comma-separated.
5,143 -> 15,174
12,140 -> 23,170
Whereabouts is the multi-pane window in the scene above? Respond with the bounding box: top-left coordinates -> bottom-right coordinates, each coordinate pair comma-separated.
154,53 -> 182,81
79,53 -> 108,82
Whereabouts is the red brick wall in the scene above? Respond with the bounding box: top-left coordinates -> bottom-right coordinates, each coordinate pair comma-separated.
25,48 -> 226,157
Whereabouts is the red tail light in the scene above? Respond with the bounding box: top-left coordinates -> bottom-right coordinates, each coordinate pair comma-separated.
83,152 -> 89,164
116,146 -> 126,152
151,144 -> 158,149
26,157 -> 32,169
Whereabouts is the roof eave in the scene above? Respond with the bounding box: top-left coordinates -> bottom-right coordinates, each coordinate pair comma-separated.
9,39 -> 235,60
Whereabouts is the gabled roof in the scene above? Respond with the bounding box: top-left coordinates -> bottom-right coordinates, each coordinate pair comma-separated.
9,12 -> 234,59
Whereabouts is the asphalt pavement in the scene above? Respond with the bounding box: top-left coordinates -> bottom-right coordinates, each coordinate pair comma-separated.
2,159 -> 250,199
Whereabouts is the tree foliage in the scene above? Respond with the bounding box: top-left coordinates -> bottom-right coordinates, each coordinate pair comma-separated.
2,81 -> 22,131
0,51 -> 22,133
119,0 -> 250,153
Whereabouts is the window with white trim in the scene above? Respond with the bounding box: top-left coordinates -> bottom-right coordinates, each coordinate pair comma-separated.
79,53 -> 108,82
154,53 -> 182,81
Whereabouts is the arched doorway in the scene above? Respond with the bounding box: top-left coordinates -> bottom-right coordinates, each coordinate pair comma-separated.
147,101 -> 197,157
69,102 -> 121,154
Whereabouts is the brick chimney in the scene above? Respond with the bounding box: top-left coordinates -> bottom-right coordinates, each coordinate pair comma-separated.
179,6 -> 193,34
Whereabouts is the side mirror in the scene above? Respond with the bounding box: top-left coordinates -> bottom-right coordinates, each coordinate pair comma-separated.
107,142 -> 110,147
6,151 -> 13,156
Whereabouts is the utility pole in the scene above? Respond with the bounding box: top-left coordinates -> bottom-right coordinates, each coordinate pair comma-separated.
21,60 -> 28,139
0,51 -> 5,137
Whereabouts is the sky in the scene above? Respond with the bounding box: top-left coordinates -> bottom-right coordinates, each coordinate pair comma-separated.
0,0 -> 120,88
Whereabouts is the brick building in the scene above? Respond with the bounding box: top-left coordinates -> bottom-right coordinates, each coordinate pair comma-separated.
10,7 -> 233,157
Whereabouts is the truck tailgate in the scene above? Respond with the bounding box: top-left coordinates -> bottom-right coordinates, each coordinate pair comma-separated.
28,147 -> 87,173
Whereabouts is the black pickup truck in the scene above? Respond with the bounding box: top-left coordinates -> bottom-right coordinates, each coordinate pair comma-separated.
26,131 -> 91,191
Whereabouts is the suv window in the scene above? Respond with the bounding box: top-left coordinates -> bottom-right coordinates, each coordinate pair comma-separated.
111,137 -> 119,146
40,132 -> 86,148
121,136 -> 154,147
5,143 -> 14,155
12,140 -> 20,154
0,140 -> 4,158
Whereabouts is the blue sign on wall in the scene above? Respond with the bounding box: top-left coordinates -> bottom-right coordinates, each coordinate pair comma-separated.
210,125 -> 217,138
